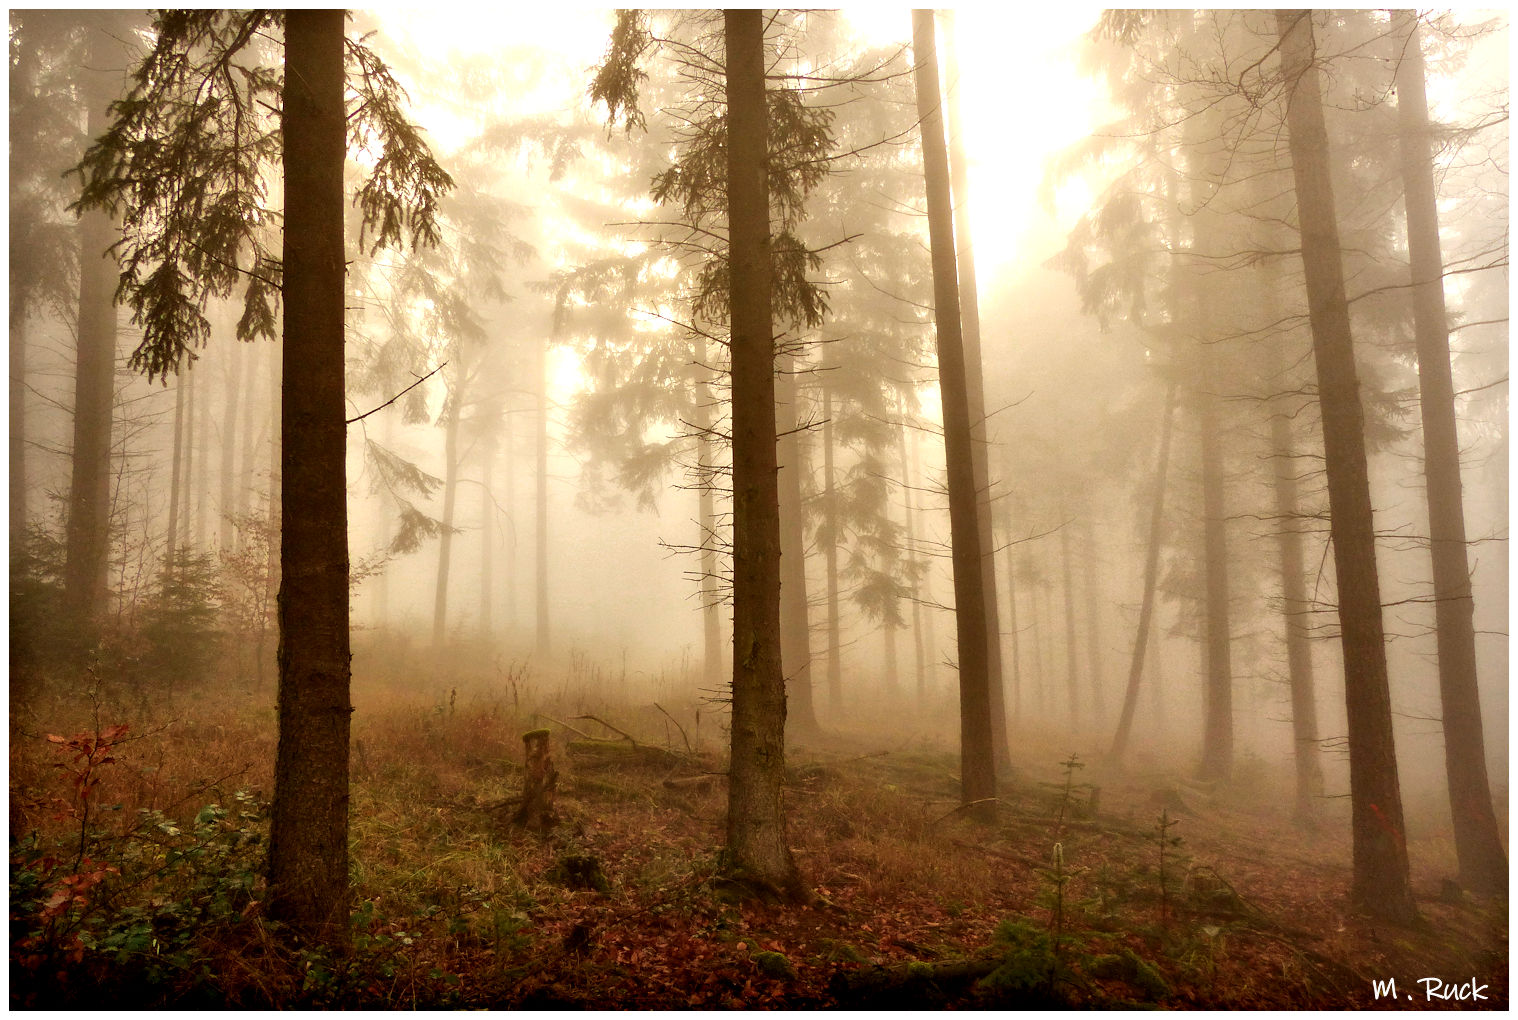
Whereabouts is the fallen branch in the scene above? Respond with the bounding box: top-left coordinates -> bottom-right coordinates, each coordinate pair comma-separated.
652,702 -> 692,754
574,714 -> 639,746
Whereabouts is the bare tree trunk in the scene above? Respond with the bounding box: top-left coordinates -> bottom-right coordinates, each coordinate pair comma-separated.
900,406 -> 930,706
722,8 -> 806,902
1060,516 -> 1081,730
822,383 -> 843,713
259,337 -> 280,686
697,427 -> 722,688
1196,386 -> 1234,781
777,352 -> 818,735
433,385 -> 461,650
63,36 -> 121,638
481,424 -> 496,640
193,342 -> 210,552
504,408 -> 517,629
1268,358 -> 1324,824
1110,380 -> 1178,761
914,8 -> 995,815
218,337 -> 243,551
1001,495 -> 1023,724
1276,8 -> 1416,923
1081,517 -> 1106,727
10,313 -> 26,548
940,10 -> 1008,769
536,333 -> 550,659
164,369 -> 186,576
268,9 -> 351,941
1393,8 -> 1506,897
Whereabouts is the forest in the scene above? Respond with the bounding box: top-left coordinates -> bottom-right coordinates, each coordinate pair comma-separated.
8,7 -> 1509,1010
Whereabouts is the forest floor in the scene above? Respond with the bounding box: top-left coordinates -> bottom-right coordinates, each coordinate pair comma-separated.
9,675 -> 1509,1010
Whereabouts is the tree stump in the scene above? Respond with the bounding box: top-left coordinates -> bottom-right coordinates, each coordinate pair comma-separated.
513,728 -> 558,833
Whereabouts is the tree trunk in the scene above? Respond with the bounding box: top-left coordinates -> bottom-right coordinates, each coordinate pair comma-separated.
10,313 -> 26,549
1196,386 -> 1234,781
908,423 -> 936,703
899,403 -> 930,705
218,336 -> 243,551
267,9 -> 352,941
940,10 -> 1008,770
164,369 -> 187,576
1001,495 -> 1023,724
513,729 -> 558,833
1275,8 -> 1416,923
1060,516 -> 1081,730
235,342 -> 264,531
1268,355 -> 1324,824
433,384 -> 461,650
536,332 -> 550,659
1080,517 -> 1106,727
193,342 -> 210,552
63,37 -> 121,639
697,424 -> 723,688
1393,8 -> 1507,897
822,383 -> 843,713
1110,380 -> 1177,761
481,424 -> 496,640
913,9 -> 995,815
259,338 -> 280,686
722,7 -> 806,902
777,352 -> 819,735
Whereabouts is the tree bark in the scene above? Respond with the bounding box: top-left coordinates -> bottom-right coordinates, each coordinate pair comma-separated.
822,383 -> 843,713
1060,515 -> 1081,729
1196,386 -> 1234,781
513,729 -> 558,833
1275,8 -> 1416,923
164,369 -> 187,576
913,9 -> 995,816
536,331 -> 551,659
1110,381 -> 1177,761
940,10 -> 1008,769
1080,517 -> 1106,726
722,7 -> 806,902
1000,494 -> 1023,724
481,424 -> 496,638
10,312 -> 26,549
433,382 -> 461,649
1393,8 -> 1507,897
63,34 -> 121,638
777,352 -> 819,735
218,335 -> 243,551
268,8 -> 352,942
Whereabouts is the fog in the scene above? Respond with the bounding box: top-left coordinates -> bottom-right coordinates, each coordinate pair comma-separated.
9,8 -> 1510,1007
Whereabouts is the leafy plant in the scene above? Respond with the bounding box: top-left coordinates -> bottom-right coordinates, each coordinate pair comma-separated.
1154,808 -> 1184,925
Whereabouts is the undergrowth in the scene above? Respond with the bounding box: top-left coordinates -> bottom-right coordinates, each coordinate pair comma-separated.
8,680 -> 1509,1009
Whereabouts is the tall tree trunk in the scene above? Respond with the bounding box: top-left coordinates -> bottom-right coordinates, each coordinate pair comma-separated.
1275,8 -> 1416,923
822,383 -> 843,713
268,8 -> 351,941
940,10 -> 1008,769
697,426 -> 723,688
62,37 -> 121,638
1268,352 -> 1324,824
722,7 -> 806,902
908,423 -> 936,703
235,342 -> 264,533
1110,381 -> 1178,761
1393,8 -> 1507,897
259,335 -> 280,685
913,8 -> 995,815
1196,386 -> 1234,781
480,424 -> 496,640
1060,515 -> 1081,730
433,386 -> 461,650
10,313 -> 26,548
218,337 -> 243,551
504,407 -> 517,629
164,369 -> 187,576
1080,517 -> 1106,726
1001,495 -> 1023,724
536,332 -> 550,659
777,352 -> 818,735
193,341 -> 210,552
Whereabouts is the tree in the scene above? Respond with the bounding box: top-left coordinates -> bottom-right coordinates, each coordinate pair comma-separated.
75,9 -> 452,939
912,9 -> 995,816
722,8 -> 808,901
1275,8 -> 1416,923
62,24 -> 127,641
1392,8 -> 1507,897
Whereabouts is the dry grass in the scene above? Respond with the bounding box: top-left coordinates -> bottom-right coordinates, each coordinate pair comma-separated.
9,668 -> 1510,1009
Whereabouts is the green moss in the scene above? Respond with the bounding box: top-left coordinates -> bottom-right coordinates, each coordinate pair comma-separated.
752,950 -> 798,981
